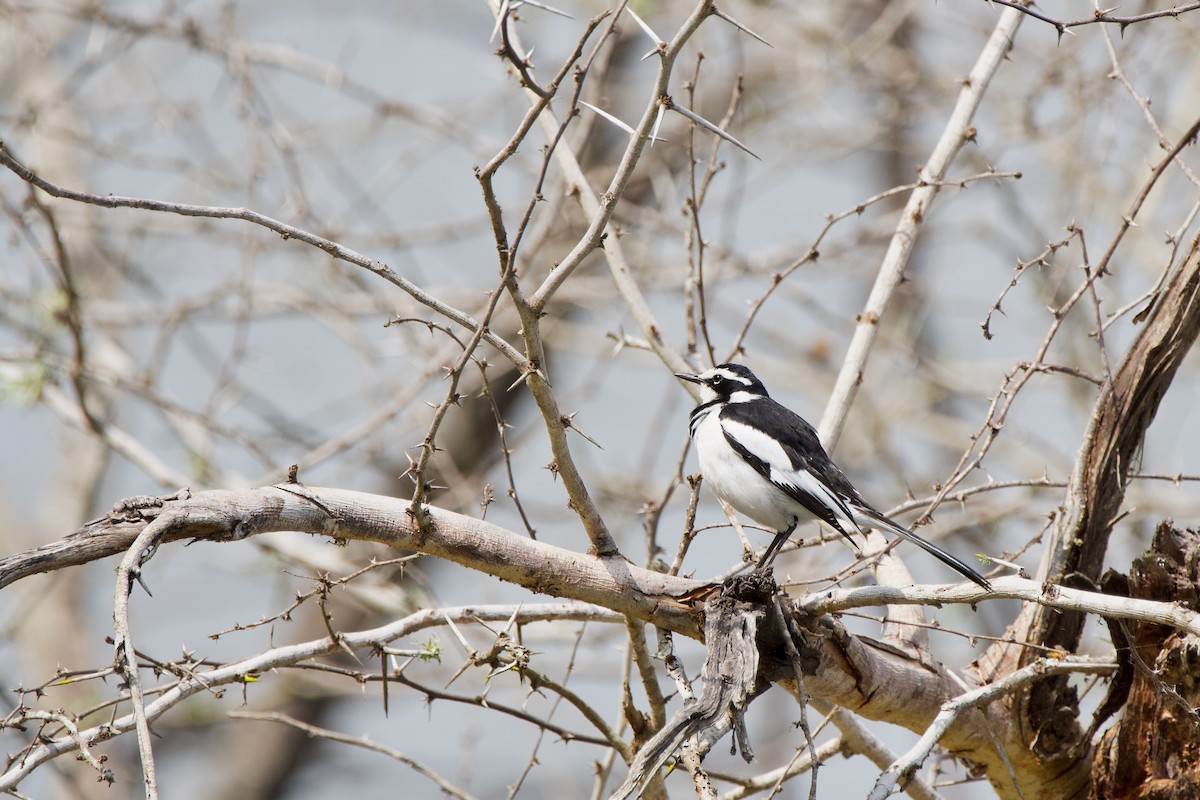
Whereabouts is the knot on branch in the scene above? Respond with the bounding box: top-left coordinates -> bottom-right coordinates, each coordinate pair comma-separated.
106,489 -> 191,525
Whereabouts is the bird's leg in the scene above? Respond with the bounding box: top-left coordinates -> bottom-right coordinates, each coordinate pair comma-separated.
754,520 -> 797,572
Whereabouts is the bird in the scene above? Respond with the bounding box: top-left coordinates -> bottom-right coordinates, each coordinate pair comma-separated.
676,363 -> 991,589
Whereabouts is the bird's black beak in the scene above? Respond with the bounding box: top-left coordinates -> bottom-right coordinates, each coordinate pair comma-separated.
675,372 -> 702,385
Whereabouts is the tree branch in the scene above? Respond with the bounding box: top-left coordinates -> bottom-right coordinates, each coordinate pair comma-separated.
0,486 -> 701,633
0,142 -> 529,370
0,485 -> 1136,796
818,7 -> 1024,447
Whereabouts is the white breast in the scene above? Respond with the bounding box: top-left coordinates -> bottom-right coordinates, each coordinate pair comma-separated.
692,409 -> 812,533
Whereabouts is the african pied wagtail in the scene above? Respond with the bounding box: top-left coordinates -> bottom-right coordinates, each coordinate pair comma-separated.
677,364 -> 990,589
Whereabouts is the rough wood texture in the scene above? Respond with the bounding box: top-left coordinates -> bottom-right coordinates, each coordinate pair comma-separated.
1091,523 -> 1200,800
8,487 -> 1196,798
611,577 -> 773,800
976,238 -> 1200,794
1043,241 -> 1200,648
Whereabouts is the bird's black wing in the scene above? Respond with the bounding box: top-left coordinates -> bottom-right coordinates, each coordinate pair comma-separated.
721,400 -> 991,589
718,400 -> 862,545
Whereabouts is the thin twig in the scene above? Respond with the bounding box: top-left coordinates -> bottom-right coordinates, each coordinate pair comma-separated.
0,143 -> 529,370
867,656 -> 1114,799
229,711 -> 478,800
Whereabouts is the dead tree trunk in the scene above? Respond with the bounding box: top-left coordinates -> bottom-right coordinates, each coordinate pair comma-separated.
1090,523 -> 1200,800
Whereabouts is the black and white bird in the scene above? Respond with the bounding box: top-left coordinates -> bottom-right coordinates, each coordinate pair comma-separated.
677,363 -> 990,589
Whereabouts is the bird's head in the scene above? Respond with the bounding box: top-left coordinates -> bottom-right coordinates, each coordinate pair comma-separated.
675,363 -> 769,403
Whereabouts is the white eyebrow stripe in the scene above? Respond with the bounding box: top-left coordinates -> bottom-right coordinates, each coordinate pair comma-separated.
706,368 -> 751,385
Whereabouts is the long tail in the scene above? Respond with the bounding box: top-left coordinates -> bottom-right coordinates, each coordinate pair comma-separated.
854,508 -> 991,590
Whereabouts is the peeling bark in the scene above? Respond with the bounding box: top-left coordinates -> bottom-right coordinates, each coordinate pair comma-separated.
1091,523 -> 1200,800
975,238 -> 1200,795
611,576 -> 774,799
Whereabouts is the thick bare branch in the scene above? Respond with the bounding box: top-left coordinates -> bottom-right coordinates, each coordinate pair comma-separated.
0,487 -> 701,633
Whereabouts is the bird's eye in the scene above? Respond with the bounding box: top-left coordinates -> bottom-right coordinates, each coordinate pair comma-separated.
709,376 -> 726,389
